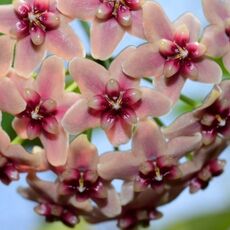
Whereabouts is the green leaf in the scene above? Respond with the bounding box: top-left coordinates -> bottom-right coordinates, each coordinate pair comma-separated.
0,0 -> 12,4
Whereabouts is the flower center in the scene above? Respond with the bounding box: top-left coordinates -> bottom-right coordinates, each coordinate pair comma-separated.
14,1 -> 60,45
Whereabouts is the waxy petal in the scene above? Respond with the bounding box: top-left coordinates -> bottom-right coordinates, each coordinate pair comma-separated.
36,56 -> 65,100
0,78 -> 26,114
68,134 -> 98,170
40,128 -> 68,167
12,118 -> 29,139
143,1 -> 173,42
30,26 -> 45,46
27,122 -> 41,139
0,36 -> 14,77
135,88 -> 171,118
45,24 -> 85,60
123,43 -> 165,78
57,0 -> 99,20
14,36 -> 46,78
223,50 -> 230,73
43,117 -> 59,135
132,120 -> 166,159
164,60 -> 180,78
62,98 -> 100,134
91,18 -> 125,60
70,57 -> 108,98
195,59 -> 222,83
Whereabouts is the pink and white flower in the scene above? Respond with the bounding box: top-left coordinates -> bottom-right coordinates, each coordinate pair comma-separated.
62,48 -> 171,146
123,1 -> 222,104
202,0 -> 230,72
57,0 -> 145,60
0,0 -> 85,77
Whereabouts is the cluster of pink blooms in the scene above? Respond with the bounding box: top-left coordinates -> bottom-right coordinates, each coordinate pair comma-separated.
0,0 -> 229,229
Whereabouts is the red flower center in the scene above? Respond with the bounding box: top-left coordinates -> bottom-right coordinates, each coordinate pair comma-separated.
14,0 -> 60,45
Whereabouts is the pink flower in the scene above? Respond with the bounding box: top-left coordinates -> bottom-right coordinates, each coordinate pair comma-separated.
0,0 -> 85,77
201,0 -> 230,72
0,56 -> 80,166
62,47 -> 171,146
57,134 -> 121,218
19,173 -> 93,227
0,112 -> 47,185
123,1 -> 222,104
57,0 -> 145,60
0,35 -> 14,78
163,80 -> 230,145
97,119 -> 202,192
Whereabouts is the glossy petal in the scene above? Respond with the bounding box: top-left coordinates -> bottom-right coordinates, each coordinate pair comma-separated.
0,78 -> 26,114
132,120 -> 166,159
69,57 -> 108,98
223,50 -> 230,73
45,24 -> 85,59
91,18 -> 125,60
174,13 -> 201,42
195,59 -> 222,83
62,98 -> 100,134
143,1 -> 173,42
36,56 -> 65,100
14,36 -> 46,77
40,128 -> 68,166
135,88 -> 171,118
12,118 -> 29,139
68,134 -> 98,170
57,0 -> 99,20
120,181 -> 134,205
109,47 -> 140,88
0,36 -> 14,77
123,43 -> 165,78
98,151 -> 140,180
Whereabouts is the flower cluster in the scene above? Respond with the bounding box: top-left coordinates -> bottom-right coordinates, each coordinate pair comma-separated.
0,0 -> 229,229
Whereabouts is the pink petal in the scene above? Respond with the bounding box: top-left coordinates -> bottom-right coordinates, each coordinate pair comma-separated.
105,119 -> 132,146
98,185 -> 121,217
14,36 -> 46,77
167,133 -> 202,159
35,56 -> 65,100
69,57 -> 108,98
0,36 -> 14,77
155,75 -> 185,105
223,50 -> 230,73
0,78 -> 26,114
135,88 -> 171,118
201,25 -> 229,57
132,120 -> 167,159
98,151 -> 140,180
12,118 -> 29,139
40,128 -> 68,167
62,98 -> 100,134
120,181 -> 134,205
67,134 -> 98,170
195,59 -> 222,83
122,43 -> 165,78
109,47 -> 140,88
0,127 -> 10,152
45,23 -> 85,59
91,18 -> 125,60
174,13 -> 201,42
0,5 -> 18,35
143,1 -> 173,42
57,0 -> 99,20
202,0 -> 230,24
126,9 -> 145,39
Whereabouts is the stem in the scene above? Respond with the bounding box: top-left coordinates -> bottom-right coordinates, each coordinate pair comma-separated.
154,117 -> 165,127
180,94 -> 197,107
11,136 -> 24,145
66,82 -> 77,92
80,21 -> 90,38
85,129 -> 93,141
114,146 -> 120,151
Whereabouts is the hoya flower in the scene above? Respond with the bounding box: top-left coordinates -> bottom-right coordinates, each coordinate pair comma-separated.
62,48 -> 171,146
202,0 -> 230,72
0,56 -> 80,166
0,0 -> 84,77
163,80 -> 230,145
0,112 -> 47,185
19,173 -> 93,227
123,1 -> 222,103
98,119 -> 202,192
57,0 -> 145,60
58,134 -> 121,218
0,35 -> 14,78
